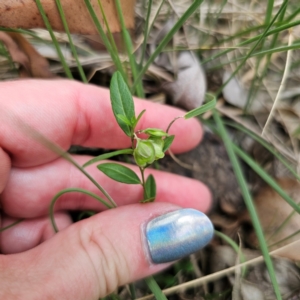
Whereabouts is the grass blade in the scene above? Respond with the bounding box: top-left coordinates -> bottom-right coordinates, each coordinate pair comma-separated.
144,276 -> 167,300
232,143 -> 300,214
83,149 -> 134,167
213,110 -> 282,300
35,0 -> 73,78
216,0 -> 288,97
115,0 -> 144,97
54,0 -> 87,82
84,0 -> 127,81
184,94 -> 216,119
132,0 -> 204,90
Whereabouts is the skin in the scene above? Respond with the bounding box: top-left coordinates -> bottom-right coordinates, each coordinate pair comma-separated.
0,79 -> 211,299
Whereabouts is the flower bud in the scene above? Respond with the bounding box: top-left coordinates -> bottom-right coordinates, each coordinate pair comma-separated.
149,137 -> 165,160
134,139 -> 155,167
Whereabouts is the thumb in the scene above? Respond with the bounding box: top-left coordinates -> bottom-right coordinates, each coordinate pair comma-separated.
1,203 -> 213,300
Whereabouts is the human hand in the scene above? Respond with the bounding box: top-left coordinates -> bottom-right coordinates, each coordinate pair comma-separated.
0,80 -> 212,299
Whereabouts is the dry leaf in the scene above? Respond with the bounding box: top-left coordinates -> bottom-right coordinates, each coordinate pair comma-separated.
222,71 -> 248,109
0,32 -> 29,73
245,179 -> 300,257
0,32 -> 55,78
150,19 -> 207,110
161,51 -> 207,110
210,246 -> 300,300
222,71 -> 265,112
0,0 -> 135,34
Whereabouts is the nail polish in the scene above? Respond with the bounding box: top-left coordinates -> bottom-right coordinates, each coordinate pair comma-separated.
145,208 -> 214,264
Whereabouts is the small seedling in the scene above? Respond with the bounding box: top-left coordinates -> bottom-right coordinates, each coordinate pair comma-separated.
83,71 -> 216,203
49,71 -> 216,230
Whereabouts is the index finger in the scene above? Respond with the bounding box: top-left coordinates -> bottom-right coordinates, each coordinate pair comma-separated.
0,79 -> 202,167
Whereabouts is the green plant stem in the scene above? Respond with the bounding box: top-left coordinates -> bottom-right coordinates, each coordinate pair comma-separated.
245,0 -> 288,111
35,0 -> 73,78
84,0 -> 127,82
129,283 -> 136,300
132,0 -> 204,91
232,143 -> 300,214
18,119 -> 117,208
214,230 -> 247,277
166,117 -> 183,134
50,188 -> 113,232
224,121 -> 300,182
140,167 -> 147,199
114,0 -> 144,98
139,0 -> 153,67
213,110 -> 282,300
97,0 -> 119,56
265,0 -> 275,24
0,219 -> 24,232
216,0 -> 288,97
269,228 -> 300,248
54,0 -> 87,82
144,276 -> 167,300
202,17 -> 300,67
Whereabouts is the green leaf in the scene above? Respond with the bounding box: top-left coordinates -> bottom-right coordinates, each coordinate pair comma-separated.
97,163 -> 141,184
110,71 -> 135,136
83,149 -> 134,167
184,93 -> 216,119
144,276 -> 168,300
163,135 -> 175,152
117,114 -> 132,126
144,174 -> 156,200
132,109 -> 146,129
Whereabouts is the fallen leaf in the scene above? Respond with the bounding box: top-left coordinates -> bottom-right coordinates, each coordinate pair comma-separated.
0,32 -> 55,78
0,0 -> 136,35
210,246 -> 300,299
0,32 -> 29,75
222,70 -> 265,112
245,179 -> 300,257
150,19 -> 207,111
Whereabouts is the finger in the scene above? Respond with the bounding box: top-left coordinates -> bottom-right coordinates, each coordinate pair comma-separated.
0,147 -> 11,193
1,203 -> 213,299
1,80 -> 202,167
1,156 -> 211,218
0,212 -> 72,254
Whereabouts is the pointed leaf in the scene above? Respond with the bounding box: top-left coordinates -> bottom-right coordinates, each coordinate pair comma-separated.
163,135 -> 175,152
184,93 -> 216,119
133,109 -> 146,129
144,174 -> 156,200
117,114 -> 132,126
97,163 -> 141,184
83,149 -> 134,167
110,71 -> 135,136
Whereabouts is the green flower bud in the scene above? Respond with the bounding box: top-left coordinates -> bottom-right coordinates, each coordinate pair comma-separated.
149,137 -> 165,160
134,139 -> 155,167
141,128 -> 168,137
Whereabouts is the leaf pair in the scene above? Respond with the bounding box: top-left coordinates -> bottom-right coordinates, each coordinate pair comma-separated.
110,71 -> 137,136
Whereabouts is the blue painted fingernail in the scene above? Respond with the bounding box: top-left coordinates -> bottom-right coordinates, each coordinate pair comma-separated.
145,208 -> 214,264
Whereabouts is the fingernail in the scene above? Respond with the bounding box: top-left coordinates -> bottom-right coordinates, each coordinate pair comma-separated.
145,208 -> 214,264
